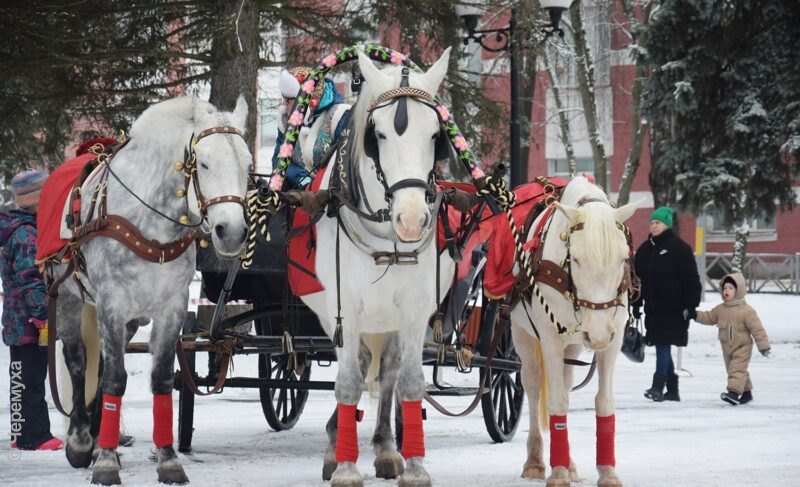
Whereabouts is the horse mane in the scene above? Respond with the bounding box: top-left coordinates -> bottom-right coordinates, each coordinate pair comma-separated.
563,177 -> 619,269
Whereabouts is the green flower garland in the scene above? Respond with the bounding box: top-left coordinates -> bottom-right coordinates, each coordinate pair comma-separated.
269,44 -> 484,192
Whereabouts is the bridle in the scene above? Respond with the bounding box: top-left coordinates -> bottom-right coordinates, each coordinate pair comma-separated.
358,67 -> 449,223
177,125 -> 248,223
527,195 -> 638,336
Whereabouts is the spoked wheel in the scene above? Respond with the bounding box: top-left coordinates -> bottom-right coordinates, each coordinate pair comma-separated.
479,303 -> 524,443
258,353 -> 311,431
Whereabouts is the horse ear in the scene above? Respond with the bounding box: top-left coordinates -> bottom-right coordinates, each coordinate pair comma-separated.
232,95 -> 248,132
357,50 -> 389,90
554,202 -> 581,224
417,47 -> 451,95
614,198 -> 643,224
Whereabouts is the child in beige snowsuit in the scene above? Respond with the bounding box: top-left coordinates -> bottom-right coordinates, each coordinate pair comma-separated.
693,272 -> 771,405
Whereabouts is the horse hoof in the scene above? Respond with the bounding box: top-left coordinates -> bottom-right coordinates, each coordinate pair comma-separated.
66,442 -> 93,469
322,461 -> 336,481
597,465 -> 622,487
398,457 -> 431,487
330,462 -> 363,487
91,449 -> 121,485
156,446 -> 189,485
521,464 -> 546,479
546,466 -> 571,487
374,451 -> 405,479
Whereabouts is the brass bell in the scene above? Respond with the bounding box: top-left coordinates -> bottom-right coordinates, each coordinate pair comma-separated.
560,231 -> 568,241
199,239 -> 209,248
176,188 -> 186,198
179,215 -> 190,225
175,161 -> 184,171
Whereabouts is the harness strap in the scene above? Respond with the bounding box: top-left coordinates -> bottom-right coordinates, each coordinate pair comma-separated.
174,337 -> 235,396
71,215 -> 197,264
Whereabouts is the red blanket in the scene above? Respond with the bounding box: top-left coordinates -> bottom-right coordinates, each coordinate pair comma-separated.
287,169 -> 329,296
482,178 -> 567,298
35,153 -> 97,263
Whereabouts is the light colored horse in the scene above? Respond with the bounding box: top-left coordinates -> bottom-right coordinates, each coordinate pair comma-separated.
49,96 -> 251,485
509,176 -> 639,487
299,48 -> 454,487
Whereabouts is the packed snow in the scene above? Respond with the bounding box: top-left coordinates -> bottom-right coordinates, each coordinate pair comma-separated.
1,284 -> 798,486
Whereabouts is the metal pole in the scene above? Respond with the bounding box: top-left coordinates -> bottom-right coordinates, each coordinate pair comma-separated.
508,11 -> 524,188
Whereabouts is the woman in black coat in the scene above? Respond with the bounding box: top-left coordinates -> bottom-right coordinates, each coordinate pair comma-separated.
632,207 -> 702,402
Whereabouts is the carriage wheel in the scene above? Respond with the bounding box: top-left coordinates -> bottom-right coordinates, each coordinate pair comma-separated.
258,353 -> 311,431
479,309 -> 524,443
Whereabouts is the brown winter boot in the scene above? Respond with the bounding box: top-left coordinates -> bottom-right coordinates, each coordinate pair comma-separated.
644,374 -> 666,402
664,373 -> 680,401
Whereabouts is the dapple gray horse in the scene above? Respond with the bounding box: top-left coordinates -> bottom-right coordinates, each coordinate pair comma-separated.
49,96 -> 251,485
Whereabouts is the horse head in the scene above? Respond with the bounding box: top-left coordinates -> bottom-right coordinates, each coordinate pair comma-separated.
553,179 -> 640,350
354,48 -> 451,242
190,96 -> 252,257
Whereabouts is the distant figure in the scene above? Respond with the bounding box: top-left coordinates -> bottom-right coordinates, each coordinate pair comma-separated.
273,67 -> 349,189
693,272 -> 771,405
1,169 -> 63,450
632,206 -> 702,402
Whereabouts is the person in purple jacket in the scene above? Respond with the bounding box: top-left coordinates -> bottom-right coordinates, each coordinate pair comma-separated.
2,169 -> 63,450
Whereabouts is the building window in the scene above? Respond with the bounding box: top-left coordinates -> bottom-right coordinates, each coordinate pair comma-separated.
704,207 -> 777,242
548,158 -> 595,178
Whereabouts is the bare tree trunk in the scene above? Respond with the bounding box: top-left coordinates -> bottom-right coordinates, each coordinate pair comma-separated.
617,0 -> 652,206
731,224 -> 749,273
208,0 -> 259,156
569,0 -> 609,189
544,50 -> 576,174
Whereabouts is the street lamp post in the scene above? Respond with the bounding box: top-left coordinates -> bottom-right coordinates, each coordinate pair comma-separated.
457,0 -> 572,188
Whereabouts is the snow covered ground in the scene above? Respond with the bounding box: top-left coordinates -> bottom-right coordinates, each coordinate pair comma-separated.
1,288 -> 798,486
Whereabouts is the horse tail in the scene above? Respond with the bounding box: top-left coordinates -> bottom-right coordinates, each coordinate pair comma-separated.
81,305 -> 102,406
534,339 -> 549,432
361,333 -> 388,398
58,304 -> 101,429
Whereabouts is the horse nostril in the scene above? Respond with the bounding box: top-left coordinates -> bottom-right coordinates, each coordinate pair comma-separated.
214,224 -> 225,240
395,213 -> 403,226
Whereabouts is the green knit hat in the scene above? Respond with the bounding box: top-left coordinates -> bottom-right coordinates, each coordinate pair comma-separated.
650,206 -> 673,228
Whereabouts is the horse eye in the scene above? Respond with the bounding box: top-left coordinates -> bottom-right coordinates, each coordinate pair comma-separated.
431,133 -> 438,140
376,132 -> 386,140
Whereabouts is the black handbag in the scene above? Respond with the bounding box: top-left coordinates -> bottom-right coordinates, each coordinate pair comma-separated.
621,318 -> 645,363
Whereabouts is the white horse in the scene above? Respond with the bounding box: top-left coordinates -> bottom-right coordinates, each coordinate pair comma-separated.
509,176 -> 639,487
299,48 -> 454,487
47,96 -> 251,485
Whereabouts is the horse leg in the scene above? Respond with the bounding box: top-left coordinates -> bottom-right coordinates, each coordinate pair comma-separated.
595,348 -> 622,487
395,323 -> 430,487
542,341 -> 573,487
91,307 -> 128,486
323,337 -> 372,481
511,325 -> 545,479
330,326 -> 366,487
563,344 -> 583,483
149,310 -> 189,485
59,293 -> 94,468
371,333 -> 404,479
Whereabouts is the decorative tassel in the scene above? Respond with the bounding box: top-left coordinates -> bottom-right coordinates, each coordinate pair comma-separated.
333,319 -> 343,348
282,331 -> 297,372
432,313 -> 444,344
436,343 -> 446,365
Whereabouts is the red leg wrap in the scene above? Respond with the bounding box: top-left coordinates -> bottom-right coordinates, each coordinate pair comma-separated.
596,414 -> 616,466
401,400 -> 425,459
549,414 -> 569,468
98,394 -> 122,449
335,403 -> 359,463
153,393 -> 174,448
